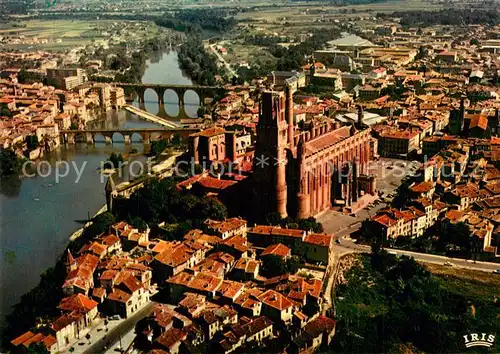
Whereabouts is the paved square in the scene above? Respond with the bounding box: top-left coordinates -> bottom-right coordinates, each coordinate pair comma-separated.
318,158 -> 421,235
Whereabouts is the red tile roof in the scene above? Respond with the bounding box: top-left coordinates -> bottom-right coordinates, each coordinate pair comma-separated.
100,234 -> 120,247
192,258 -> 225,276
62,253 -> 99,291
204,217 -> 247,234
249,225 -> 305,238
470,114 -> 488,130
240,316 -> 273,337
221,235 -> 249,253
58,294 -> 98,313
11,331 -> 36,346
100,269 -> 118,281
176,174 -> 237,191
156,328 -> 187,350
107,288 -> 132,303
92,287 -> 106,298
258,289 -> 293,311
155,243 -> 193,267
217,280 -> 245,299
116,272 -> 142,293
187,272 -> 223,293
304,233 -> 332,247
52,312 -> 83,331
262,243 -> 291,257
191,127 -> 226,138
372,213 -> 397,227
410,181 -> 435,194
303,315 -> 336,338
305,126 -> 351,156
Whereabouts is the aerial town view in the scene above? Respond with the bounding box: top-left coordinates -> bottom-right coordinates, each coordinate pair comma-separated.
0,0 -> 499,353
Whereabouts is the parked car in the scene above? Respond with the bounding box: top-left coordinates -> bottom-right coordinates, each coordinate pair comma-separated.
109,315 -> 121,320
444,262 -> 454,267
494,269 -> 500,274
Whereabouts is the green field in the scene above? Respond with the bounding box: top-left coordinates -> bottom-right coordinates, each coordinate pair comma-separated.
0,19 -> 163,51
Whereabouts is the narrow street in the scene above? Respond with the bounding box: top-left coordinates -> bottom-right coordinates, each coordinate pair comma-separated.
83,302 -> 155,354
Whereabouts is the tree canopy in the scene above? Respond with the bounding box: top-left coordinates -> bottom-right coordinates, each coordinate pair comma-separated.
118,178 -> 228,234
379,9 -> 499,27
331,252 -> 500,353
264,212 -> 324,233
0,148 -> 23,179
261,254 -> 301,278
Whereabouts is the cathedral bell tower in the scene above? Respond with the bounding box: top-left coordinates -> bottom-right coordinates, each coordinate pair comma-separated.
253,91 -> 289,218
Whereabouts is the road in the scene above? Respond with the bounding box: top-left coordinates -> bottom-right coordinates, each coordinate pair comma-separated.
333,234 -> 500,273
209,44 -> 238,78
83,302 -> 155,354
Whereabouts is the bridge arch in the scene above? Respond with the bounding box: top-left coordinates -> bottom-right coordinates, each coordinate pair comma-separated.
141,88 -> 159,114
184,89 -> 201,118
93,133 -> 106,144
163,89 -> 180,117
74,132 -> 86,143
131,132 -> 143,143
112,132 -> 125,143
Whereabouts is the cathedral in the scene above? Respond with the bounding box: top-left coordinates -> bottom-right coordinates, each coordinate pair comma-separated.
253,89 -> 375,219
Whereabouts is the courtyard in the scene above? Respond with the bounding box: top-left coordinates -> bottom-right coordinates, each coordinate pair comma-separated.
318,158 -> 422,236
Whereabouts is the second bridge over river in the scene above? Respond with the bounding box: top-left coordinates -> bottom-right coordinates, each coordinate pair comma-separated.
114,83 -> 227,119
60,127 -> 200,144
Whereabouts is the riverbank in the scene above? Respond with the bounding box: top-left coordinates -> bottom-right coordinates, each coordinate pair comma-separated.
0,145 -> 185,348
0,48 -> 197,342
69,204 -> 108,242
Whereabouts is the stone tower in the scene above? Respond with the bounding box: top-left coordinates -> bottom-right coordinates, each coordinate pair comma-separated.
66,249 -> 77,274
253,91 -> 288,218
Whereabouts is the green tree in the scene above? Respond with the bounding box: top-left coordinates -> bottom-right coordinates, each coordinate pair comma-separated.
17,69 -> 44,84
27,342 -> 49,354
286,255 -> 301,274
0,148 -> 22,178
298,217 -> 323,233
443,221 -> 471,251
262,254 -> 288,277
195,197 -> 227,221
150,140 -> 168,157
26,135 -> 39,150
83,212 -> 116,238
128,216 -> 148,232
0,106 -> 12,117
106,153 -> 124,169
264,212 -> 283,226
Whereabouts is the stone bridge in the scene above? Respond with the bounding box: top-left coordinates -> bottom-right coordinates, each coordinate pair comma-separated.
60,128 -> 200,144
113,83 -> 228,118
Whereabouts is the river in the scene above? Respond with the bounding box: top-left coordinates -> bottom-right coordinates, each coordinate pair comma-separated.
0,50 -> 196,325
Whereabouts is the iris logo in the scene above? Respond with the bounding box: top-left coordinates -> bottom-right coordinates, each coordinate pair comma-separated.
463,333 -> 495,348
